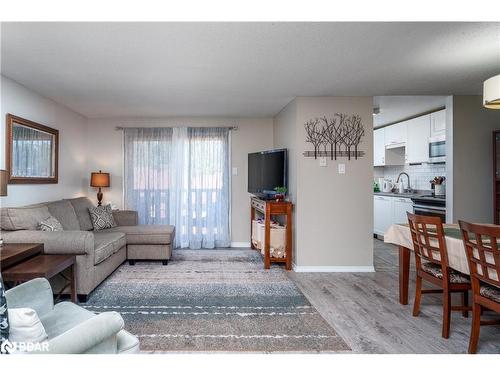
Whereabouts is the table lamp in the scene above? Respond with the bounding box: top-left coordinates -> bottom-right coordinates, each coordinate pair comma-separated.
0,169 -> 7,246
90,170 -> 110,206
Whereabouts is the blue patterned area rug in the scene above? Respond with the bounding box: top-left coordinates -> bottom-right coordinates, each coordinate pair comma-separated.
81,249 -> 350,353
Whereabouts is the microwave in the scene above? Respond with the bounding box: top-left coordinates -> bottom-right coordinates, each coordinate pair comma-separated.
428,135 -> 446,163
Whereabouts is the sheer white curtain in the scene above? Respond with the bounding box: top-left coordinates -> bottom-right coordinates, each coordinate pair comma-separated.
124,127 -> 230,249
13,125 -> 54,177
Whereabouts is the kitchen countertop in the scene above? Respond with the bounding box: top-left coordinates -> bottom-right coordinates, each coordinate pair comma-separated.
373,190 -> 444,200
374,191 -> 421,198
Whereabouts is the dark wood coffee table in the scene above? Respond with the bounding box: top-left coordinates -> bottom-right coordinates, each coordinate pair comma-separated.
0,243 -> 43,269
2,254 -> 77,302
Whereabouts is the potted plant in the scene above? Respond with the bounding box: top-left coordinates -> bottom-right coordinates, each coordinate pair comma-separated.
274,186 -> 287,202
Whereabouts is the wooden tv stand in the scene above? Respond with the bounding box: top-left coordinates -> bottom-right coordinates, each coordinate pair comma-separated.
250,196 -> 293,270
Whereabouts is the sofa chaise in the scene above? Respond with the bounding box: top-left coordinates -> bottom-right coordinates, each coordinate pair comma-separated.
1,197 -> 175,301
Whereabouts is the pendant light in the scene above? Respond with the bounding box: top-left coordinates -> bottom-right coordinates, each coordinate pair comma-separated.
483,74 -> 500,109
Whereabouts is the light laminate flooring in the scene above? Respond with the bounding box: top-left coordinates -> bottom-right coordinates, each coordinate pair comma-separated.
289,239 -> 500,354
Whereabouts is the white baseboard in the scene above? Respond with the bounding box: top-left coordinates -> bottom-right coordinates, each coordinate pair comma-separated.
231,242 -> 251,248
292,264 -> 375,273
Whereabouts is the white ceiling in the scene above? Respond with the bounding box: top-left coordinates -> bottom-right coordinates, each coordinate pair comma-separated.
1,22 -> 499,118
373,96 -> 447,127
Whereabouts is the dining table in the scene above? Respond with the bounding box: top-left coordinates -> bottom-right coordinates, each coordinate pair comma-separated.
384,223 -> 470,305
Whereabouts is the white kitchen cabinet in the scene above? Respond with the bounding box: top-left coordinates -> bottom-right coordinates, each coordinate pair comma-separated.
374,195 -> 414,236
406,114 -> 431,164
393,197 -> 413,225
430,109 -> 446,137
384,122 -> 407,147
374,195 -> 394,236
373,127 -> 405,167
373,128 -> 385,166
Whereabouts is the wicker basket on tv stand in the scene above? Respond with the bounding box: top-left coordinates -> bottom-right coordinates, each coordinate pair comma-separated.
250,196 -> 293,270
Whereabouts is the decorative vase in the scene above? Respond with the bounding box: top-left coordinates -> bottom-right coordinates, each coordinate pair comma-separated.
275,194 -> 284,202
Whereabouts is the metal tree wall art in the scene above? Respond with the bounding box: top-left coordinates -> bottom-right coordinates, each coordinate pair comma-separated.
343,115 -> 365,160
304,118 -> 325,159
321,117 -> 336,160
303,113 -> 365,160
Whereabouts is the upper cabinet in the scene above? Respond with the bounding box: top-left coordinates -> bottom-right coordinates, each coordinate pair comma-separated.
373,109 -> 446,167
406,114 -> 431,164
384,121 -> 407,147
374,128 -> 385,166
374,126 -> 405,167
430,109 -> 446,137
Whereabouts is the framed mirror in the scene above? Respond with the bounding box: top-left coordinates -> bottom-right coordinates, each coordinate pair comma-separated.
6,114 -> 59,184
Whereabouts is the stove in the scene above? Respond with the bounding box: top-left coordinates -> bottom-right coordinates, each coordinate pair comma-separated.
411,194 -> 446,221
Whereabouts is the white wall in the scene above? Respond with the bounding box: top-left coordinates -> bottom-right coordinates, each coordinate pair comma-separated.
274,97 -> 374,270
0,75 -> 88,206
85,117 -> 274,244
450,95 -> 500,223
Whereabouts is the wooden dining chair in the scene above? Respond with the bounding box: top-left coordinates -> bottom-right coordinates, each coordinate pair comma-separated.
407,213 -> 471,339
458,220 -> 500,353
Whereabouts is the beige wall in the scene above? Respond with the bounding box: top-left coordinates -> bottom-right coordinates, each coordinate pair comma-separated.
450,95 -> 500,223
0,75 -> 88,207
296,97 -> 374,268
0,76 -> 274,244
274,97 -> 374,270
85,117 -> 274,244
1,74 -> 375,264
273,100 -> 298,259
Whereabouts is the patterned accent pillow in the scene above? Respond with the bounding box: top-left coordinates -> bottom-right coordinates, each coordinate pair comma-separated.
89,204 -> 117,231
38,216 -> 64,232
0,274 -> 9,347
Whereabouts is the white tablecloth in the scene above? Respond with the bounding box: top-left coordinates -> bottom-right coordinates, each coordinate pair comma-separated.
384,224 -> 470,275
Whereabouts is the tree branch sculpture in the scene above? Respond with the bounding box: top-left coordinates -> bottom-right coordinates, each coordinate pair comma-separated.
304,118 -> 324,159
350,115 -> 365,159
303,113 -> 365,160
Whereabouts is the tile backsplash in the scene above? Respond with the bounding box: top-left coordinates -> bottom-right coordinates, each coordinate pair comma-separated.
374,164 -> 446,190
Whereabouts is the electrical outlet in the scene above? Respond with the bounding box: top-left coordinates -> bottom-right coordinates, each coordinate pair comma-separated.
232,167 -> 238,176
319,157 -> 327,167
338,164 -> 346,174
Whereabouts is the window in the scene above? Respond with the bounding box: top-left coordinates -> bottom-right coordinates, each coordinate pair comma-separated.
124,127 -> 230,249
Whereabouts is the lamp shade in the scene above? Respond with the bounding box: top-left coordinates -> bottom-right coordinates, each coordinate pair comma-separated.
90,170 -> 110,187
483,74 -> 500,109
0,169 -> 7,196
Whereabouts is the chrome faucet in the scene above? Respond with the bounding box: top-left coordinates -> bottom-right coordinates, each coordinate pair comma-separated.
396,172 -> 411,192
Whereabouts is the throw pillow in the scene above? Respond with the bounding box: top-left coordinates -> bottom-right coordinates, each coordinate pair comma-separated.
7,308 -> 48,344
0,274 -> 9,346
38,216 -> 64,232
89,204 -> 117,231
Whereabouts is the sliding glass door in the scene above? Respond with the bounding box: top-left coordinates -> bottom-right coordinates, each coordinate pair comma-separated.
124,127 -> 230,249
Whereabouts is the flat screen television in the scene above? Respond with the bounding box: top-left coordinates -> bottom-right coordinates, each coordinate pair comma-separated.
248,148 -> 287,197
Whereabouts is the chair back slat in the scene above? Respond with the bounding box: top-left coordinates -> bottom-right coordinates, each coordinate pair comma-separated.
407,212 -> 449,269
459,221 -> 500,289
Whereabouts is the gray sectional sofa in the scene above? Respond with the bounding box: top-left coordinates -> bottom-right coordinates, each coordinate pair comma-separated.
1,197 -> 175,301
